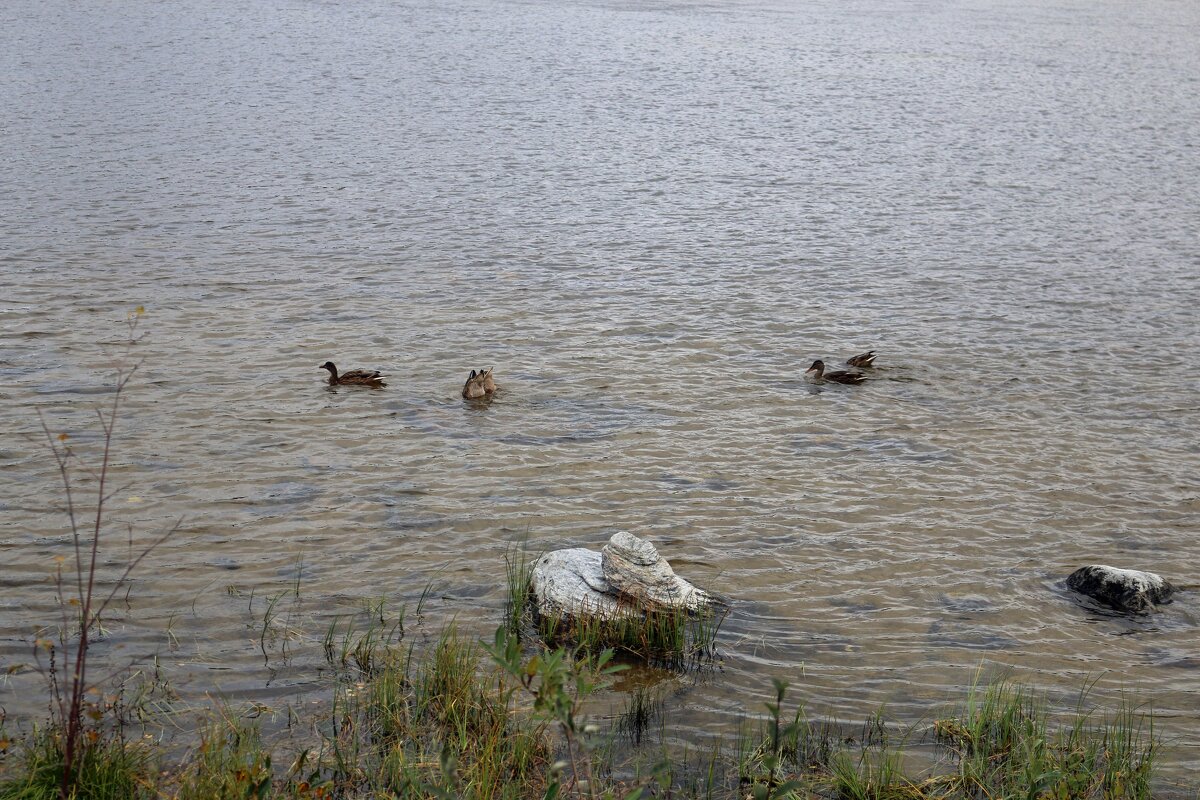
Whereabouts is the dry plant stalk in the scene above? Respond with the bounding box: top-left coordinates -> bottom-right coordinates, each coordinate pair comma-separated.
31,308 -> 180,799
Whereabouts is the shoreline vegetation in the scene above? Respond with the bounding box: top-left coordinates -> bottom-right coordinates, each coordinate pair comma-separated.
0,539 -> 1181,800
0,602 -> 1177,800
0,318 -> 1190,799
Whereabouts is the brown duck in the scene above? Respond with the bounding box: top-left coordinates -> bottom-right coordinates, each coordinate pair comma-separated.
805,359 -> 866,385
320,361 -> 387,387
845,351 -> 877,368
462,367 -> 497,399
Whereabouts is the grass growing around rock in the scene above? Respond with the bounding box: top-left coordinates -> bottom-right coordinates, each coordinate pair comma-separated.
534,603 -> 726,669
504,542 -> 728,669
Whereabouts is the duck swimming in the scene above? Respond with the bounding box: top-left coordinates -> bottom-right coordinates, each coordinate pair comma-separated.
462,367 -> 497,399
845,351 -> 877,368
805,359 -> 866,385
320,362 -> 387,387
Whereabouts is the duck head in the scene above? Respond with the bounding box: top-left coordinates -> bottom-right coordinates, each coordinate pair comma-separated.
805,359 -> 825,378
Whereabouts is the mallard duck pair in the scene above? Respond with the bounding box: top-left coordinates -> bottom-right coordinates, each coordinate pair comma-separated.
319,362 -> 501,399
320,361 -> 387,387
462,368 -> 497,399
805,351 -> 877,385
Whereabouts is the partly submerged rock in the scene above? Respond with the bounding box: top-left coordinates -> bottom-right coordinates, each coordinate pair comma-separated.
531,532 -> 720,621
1066,565 -> 1176,615
529,547 -> 624,621
602,531 -> 714,611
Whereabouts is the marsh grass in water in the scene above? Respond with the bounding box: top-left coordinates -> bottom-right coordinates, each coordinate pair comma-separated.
0,726 -> 148,800
530,601 -> 727,670
321,599 -> 406,676
173,715 -> 272,800
310,626 -> 554,799
504,540 -> 537,638
504,538 -> 726,669
931,678 -> 1158,799
615,687 -> 666,746
0,617 -> 1184,800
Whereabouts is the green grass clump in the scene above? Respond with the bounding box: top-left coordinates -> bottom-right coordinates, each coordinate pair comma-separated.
535,601 -> 726,669
828,748 -> 923,800
319,627 -> 552,799
0,726 -> 149,800
933,679 -> 1157,799
173,716 -> 272,800
730,676 -> 1165,800
503,541 -> 536,637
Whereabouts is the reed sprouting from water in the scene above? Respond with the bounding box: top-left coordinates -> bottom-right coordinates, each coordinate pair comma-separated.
313,625 -> 553,799
534,599 -> 727,669
931,678 -> 1158,799
503,539 -> 537,637
173,715 -> 272,800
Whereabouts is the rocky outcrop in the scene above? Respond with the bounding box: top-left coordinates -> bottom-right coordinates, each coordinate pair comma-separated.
1066,565 -> 1176,615
531,532 -> 720,621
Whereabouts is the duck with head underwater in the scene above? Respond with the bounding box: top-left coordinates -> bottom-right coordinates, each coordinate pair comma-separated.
462,367 -> 497,399
845,350 -> 877,368
805,359 -> 866,385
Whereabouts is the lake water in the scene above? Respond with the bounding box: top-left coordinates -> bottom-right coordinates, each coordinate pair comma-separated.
2,0 -> 1199,784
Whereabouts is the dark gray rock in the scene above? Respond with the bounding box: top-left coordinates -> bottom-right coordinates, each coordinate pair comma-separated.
1066,565 -> 1176,615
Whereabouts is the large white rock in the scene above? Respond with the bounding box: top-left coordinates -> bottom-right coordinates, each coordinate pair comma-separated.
602,531 -> 713,611
531,532 -> 718,620
529,547 -> 625,620
1066,565 -> 1176,615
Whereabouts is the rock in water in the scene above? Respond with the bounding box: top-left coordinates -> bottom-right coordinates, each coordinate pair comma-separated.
530,547 -> 624,621
531,532 -> 719,621
1066,565 -> 1176,615
601,531 -> 713,611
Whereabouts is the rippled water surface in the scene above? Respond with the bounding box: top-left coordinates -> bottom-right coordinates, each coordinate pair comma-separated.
3,0 -> 1199,783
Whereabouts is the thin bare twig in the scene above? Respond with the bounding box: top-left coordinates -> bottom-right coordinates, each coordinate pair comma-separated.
30,323 -> 172,800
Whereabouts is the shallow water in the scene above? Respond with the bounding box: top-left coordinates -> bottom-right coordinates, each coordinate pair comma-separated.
2,0 -> 1199,783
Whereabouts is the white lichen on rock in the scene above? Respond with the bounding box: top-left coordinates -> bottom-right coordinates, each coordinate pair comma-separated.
601,531 -> 713,611
1066,565 -> 1176,615
531,532 -> 719,621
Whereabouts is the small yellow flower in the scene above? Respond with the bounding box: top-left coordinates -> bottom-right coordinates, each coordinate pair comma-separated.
135,305 -> 145,315
58,433 -> 69,442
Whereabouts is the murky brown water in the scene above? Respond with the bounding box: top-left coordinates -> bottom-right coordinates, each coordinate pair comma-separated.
3,0 -> 1199,783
